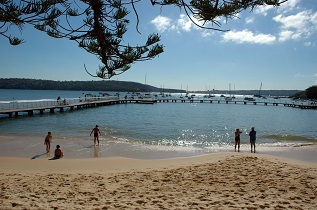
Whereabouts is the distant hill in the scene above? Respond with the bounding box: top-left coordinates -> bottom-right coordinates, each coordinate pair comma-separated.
0,78 -> 181,93
0,78 -> 301,96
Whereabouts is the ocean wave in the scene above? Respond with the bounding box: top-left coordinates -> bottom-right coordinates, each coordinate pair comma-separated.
262,134 -> 317,142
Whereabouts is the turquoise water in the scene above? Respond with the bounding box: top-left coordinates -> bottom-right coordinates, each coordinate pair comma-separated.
0,89 -> 316,155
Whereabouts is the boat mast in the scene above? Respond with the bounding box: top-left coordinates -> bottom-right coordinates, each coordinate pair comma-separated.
259,82 -> 262,96
229,83 -> 231,97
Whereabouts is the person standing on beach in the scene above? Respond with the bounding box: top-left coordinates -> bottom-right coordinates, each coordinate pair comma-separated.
90,125 -> 101,146
235,129 -> 242,152
44,131 -> 52,153
249,127 -> 256,153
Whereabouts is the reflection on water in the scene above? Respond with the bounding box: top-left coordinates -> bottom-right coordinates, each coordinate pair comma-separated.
93,146 -> 100,158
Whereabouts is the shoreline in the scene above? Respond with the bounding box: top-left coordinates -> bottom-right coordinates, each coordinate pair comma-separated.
1,135 -> 317,163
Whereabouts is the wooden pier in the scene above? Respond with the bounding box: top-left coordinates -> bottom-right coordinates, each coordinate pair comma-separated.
155,98 -> 282,106
1,97 -> 315,118
283,103 -> 317,109
0,99 -> 120,118
155,98 -> 317,109
0,98 -> 161,118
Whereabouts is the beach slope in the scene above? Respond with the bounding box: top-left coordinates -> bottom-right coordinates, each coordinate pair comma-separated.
1,153 -> 317,209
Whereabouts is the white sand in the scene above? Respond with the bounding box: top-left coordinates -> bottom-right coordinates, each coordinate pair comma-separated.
1,152 -> 317,209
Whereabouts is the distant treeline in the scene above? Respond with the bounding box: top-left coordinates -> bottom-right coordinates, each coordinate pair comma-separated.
0,78 -> 181,93
0,78 -> 302,96
291,85 -> 317,100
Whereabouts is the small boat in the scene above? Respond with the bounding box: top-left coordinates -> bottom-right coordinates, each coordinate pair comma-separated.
99,92 -> 111,97
138,100 -> 156,104
143,92 -> 152,98
244,97 -> 255,101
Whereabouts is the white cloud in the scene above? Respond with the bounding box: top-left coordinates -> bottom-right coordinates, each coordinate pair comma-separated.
177,14 -> 192,32
151,16 -> 173,33
273,10 -> 317,42
151,14 -> 214,35
245,17 -> 254,24
222,29 -> 276,44
151,15 -> 192,33
311,12 -> 317,25
279,0 -> 301,13
201,30 -> 215,37
254,0 -> 301,16
255,5 -> 273,16
303,42 -> 317,47
274,11 -> 310,30
278,30 -> 294,42
255,0 -> 300,15
304,42 -> 311,47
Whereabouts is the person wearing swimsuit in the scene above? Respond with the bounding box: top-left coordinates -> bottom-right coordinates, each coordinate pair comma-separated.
44,131 -> 52,153
235,128 -> 242,152
90,125 -> 101,146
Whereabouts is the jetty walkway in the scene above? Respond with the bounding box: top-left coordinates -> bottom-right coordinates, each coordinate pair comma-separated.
155,98 -> 317,109
0,96 -> 159,118
1,96 -> 316,118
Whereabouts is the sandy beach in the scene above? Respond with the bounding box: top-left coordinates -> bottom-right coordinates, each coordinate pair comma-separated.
1,151 -> 317,209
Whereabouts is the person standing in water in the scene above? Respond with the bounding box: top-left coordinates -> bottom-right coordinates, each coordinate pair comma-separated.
234,128 -> 242,152
90,125 -> 101,146
249,127 -> 256,153
44,131 -> 52,153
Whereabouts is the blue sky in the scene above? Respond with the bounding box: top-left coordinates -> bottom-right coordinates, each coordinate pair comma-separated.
1,0 -> 317,91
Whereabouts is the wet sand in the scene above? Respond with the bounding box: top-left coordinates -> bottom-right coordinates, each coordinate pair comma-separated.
1,135 -> 317,162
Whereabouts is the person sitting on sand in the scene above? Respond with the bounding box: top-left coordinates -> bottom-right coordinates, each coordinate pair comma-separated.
235,128 -> 242,152
44,131 -> 52,153
54,145 -> 64,159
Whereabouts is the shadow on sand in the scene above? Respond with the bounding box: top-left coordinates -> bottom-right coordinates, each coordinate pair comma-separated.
49,157 -> 61,160
31,152 -> 48,159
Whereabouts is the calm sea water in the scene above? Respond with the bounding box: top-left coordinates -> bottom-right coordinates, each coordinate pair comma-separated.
0,89 -> 316,157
